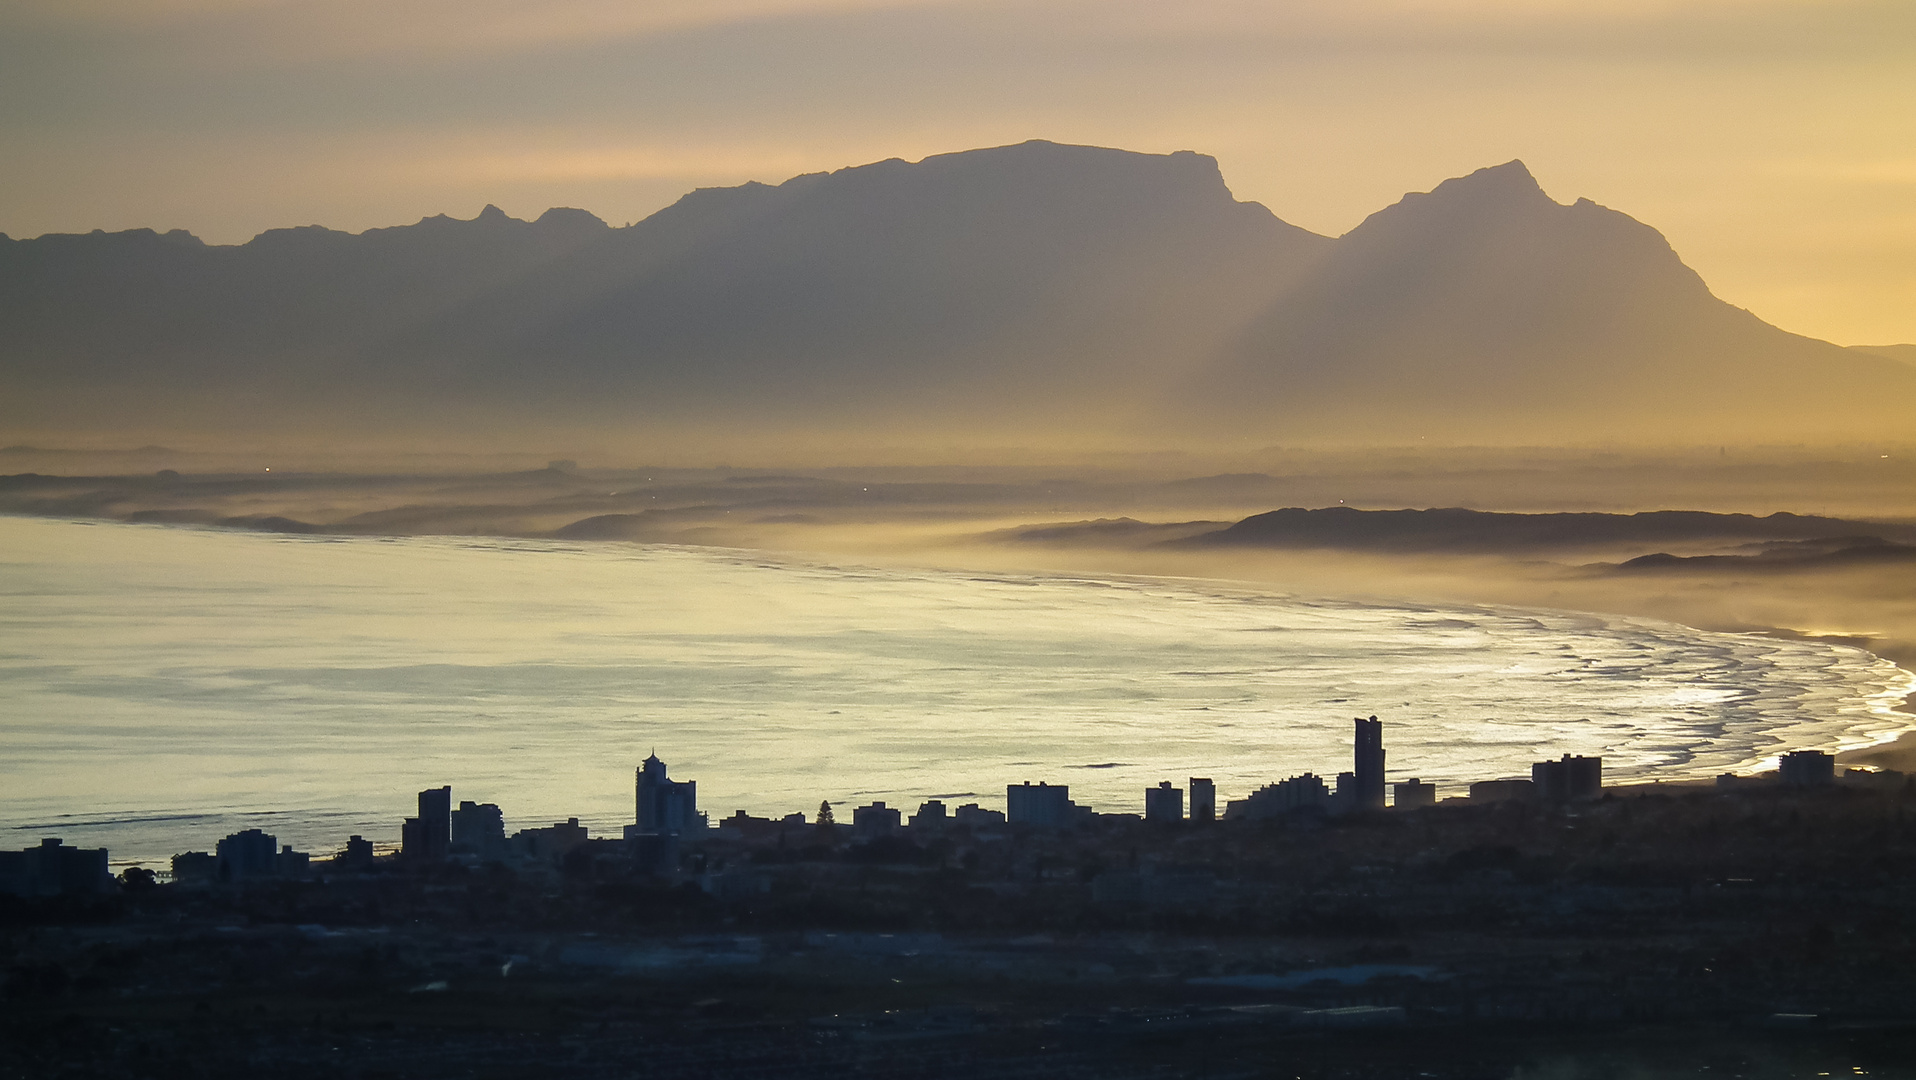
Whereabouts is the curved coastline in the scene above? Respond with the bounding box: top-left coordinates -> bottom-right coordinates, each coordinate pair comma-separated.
4,515 -> 1915,867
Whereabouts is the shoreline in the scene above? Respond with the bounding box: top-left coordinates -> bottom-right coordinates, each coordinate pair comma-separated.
6,508 -> 1914,793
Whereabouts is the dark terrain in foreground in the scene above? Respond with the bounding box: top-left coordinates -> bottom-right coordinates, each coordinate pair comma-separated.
10,783 -> 1916,1078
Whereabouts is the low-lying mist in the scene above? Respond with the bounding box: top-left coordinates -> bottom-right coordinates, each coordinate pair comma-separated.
6,447 -> 1914,713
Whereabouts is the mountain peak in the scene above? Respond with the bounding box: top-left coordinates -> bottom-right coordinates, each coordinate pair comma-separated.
475,204 -> 511,222
1339,159 -> 1559,241
1423,159 -> 1551,206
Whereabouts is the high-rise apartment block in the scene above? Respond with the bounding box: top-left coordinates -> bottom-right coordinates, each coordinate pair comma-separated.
1531,755 -> 1603,801
1779,750 -> 1836,787
452,800 -> 506,857
636,754 -> 701,835
1354,715 -> 1387,811
1145,781 -> 1183,823
1188,777 -> 1216,823
403,785 -> 452,863
1007,781 -> 1074,827
853,801 -> 902,838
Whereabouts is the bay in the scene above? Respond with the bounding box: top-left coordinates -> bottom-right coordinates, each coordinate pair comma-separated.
1,515 -> 1909,868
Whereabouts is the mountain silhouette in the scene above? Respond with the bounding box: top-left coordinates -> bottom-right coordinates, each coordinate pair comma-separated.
2,143 -> 1911,448
1183,161 -> 1916,440
402,141 -> 1323,423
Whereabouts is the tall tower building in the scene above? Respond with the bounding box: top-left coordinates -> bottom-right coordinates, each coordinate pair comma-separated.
1188,778 -> 1216,824
412,785 -> 452,862
635,754 -> 700,836
1354,716 -> 1386,811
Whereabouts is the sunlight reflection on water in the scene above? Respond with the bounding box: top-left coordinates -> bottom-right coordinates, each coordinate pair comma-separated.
2,516 -> 1910,866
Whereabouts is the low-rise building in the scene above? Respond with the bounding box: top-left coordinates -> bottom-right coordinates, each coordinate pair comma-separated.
953,803 -> 1006,827
908,800 -> 949,831
1393,778 -> 1437,809
0,838 -> 112,897
853,801 -> 902,838
1227,773 -> 1330,819
515,818 -> 589,861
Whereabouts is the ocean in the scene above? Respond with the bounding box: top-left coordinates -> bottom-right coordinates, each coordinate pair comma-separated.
2,515 -> 1910,868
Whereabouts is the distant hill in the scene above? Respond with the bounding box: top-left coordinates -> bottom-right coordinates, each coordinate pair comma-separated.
1187,506 -> 1916,553
1616,537 -> 1916,573
3,142 -> 1913,450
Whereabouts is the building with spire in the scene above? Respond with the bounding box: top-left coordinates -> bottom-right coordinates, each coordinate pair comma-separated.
634,753 -> 702,836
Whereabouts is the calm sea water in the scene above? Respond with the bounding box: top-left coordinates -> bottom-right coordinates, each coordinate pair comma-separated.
2,515 -> 1910,868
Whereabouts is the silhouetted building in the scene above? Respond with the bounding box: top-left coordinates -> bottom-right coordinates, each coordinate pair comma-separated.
1532,755 -> 1603,801
404,786 -> 452,863
1007,781 -> 1074,827
0,839 -> 112,897
515,818 -> 589,862
1334,771 -> 1357,808
1145,781 -> 1183,823
636,754 -> 702,836
171,850 -> 217,883
452,800 -> 506,857
277,844 -> 310,877
1227,773 -> 1330,819
341,835 -> 376,870
1780,750 -> 1836,787
718,810 -> 781,840
1393,778 -> 1437,809
1469,778 -> 1536,803
909,800 -> 949,830
954,803 -> 1006,827
1189,778 -> 1216,824
1354,715 -> 1387,811
853,801 -> 903,838
1842,767 -> 1906,790
216,828 -> 279,880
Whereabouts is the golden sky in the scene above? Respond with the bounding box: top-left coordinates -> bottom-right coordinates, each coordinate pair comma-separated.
2,0 -> 1911,344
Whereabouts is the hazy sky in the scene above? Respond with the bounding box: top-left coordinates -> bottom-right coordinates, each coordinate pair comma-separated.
3,0 -> 1911,345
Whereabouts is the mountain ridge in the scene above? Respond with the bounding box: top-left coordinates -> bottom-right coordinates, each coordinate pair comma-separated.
2,140 -> 1911,450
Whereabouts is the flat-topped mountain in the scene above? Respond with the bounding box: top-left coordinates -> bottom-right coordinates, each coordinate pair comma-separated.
2,142 -> 1911,449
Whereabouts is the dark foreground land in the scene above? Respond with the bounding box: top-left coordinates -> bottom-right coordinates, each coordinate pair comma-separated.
10,783 -> 1916,1078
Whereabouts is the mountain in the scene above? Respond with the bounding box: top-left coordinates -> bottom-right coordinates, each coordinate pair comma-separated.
1182,162 -> 1916,441
406,141 -> 1324,421
0,205 -> 613,432
1,143 -> 1912,450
